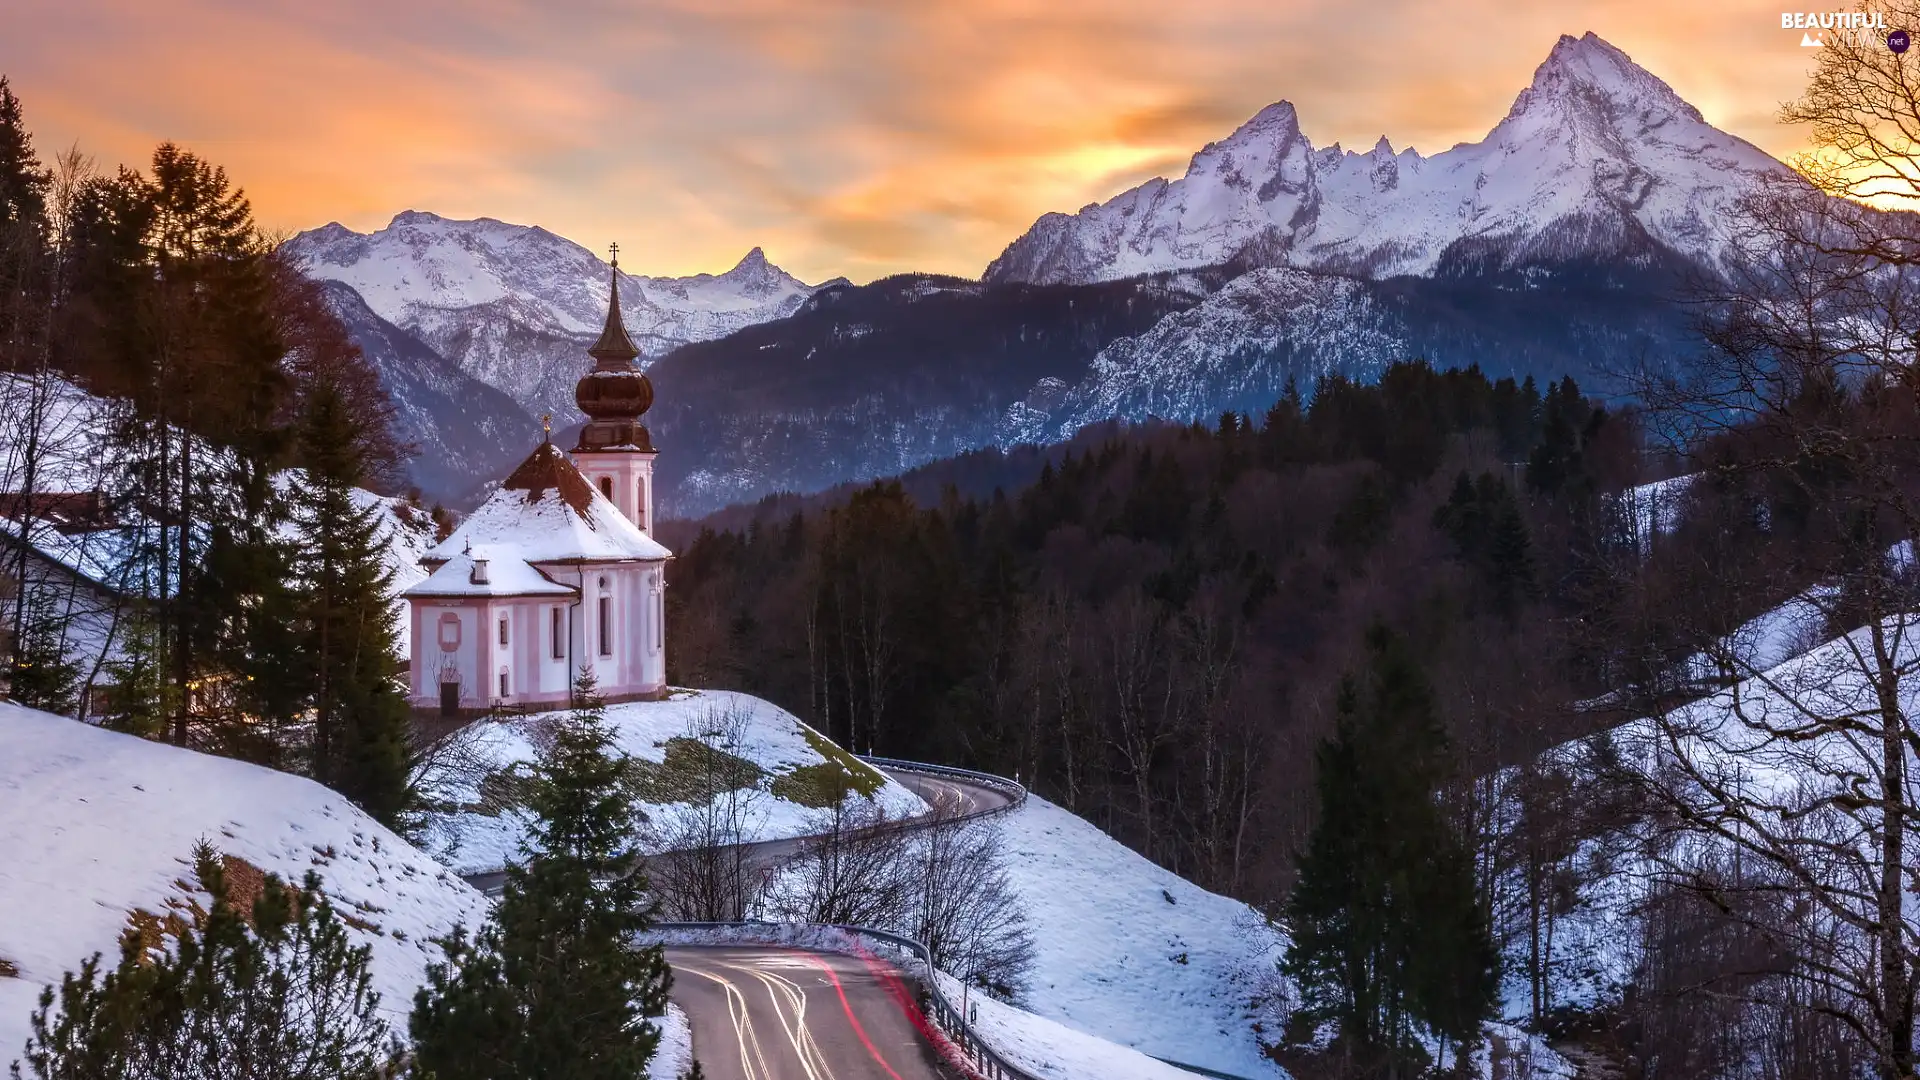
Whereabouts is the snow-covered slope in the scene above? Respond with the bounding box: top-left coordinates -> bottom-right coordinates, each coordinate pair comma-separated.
285,214 -> 837,423
0,705 -> 490,1058
987,33 -> 1784,286
994,797 -> 1286,1078
417,689 -> 928,875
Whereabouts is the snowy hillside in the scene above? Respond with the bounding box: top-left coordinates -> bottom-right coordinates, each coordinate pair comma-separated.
992,797 -> 1286,1078
987,33 -> 1783,287
417,689 -> 928,875
286,213 -> 837,423
0,704 -> 490,1059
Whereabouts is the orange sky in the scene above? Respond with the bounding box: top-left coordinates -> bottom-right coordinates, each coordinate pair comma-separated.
2,0 -> 1828,282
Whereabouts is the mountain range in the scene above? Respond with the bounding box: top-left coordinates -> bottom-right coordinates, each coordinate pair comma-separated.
292,32 -> 1788,514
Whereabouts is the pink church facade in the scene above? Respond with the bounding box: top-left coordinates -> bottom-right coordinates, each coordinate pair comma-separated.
402,257 -> 673,716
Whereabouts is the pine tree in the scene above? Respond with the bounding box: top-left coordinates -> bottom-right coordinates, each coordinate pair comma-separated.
12,844 -> 394,1080
0,76 -> 48,230
410,670 -> 671,1080
7,586 -> 81,715
1282,627 -> 1499,1077
293,376 -> 411,824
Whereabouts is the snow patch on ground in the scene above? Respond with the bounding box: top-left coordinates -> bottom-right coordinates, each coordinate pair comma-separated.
647,1003 -> 694,1080
996,797 -> 1287,1078
931,969 -> 1207,1080
417,689 -> 927,875
0,704 -> 489,1060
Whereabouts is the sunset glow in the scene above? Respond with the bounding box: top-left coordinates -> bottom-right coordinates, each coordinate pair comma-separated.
6,0 -> 1827,281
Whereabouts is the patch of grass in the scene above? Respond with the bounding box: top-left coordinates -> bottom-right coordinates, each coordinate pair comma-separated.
628,737 -> 765,804
769,726 -> 886,809
0,957 -> 18,978
473,765 -> 537,815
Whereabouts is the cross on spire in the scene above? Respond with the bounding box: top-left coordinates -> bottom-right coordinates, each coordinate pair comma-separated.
541,413 -> 552,441
588,241 -> 641,366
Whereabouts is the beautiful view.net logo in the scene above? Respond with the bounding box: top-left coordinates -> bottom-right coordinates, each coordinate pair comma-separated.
1783,9 -> 1908,48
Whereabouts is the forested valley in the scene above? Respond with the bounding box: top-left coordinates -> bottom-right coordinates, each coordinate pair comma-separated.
663,341 -> 1920,1074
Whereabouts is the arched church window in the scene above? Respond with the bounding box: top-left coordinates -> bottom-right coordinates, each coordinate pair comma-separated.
498,616 -> 508,646
551,607 -> 564,660
599,476 -> 613,500
598,597 -> 613,657
498,670 -> 510,698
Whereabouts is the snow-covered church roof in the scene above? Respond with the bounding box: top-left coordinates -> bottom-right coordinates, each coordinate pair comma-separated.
420,441 -> 671,567
404,547 -> 579,599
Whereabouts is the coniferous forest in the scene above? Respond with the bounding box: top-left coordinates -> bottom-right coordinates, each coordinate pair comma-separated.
0,76 -> 417,824
664,363 -> 1638,897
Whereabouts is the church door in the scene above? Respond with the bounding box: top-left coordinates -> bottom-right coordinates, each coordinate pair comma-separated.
440,680 -> 460,717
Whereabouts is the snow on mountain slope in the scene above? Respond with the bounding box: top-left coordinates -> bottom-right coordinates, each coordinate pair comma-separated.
999,267 -> 1402,444
316,279 -> 540,503
0,704 -> 490,1058
986,33 -> 1785,286
417,689 -> 928,875
285,213 -> 836,422
994,796 -> 1286,1078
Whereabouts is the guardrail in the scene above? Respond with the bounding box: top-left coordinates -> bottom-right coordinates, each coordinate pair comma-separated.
858,754 -> 1031,817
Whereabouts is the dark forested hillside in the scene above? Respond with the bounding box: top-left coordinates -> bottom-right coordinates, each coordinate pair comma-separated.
664,362 -> 1652,902
641,271 -> 1222,514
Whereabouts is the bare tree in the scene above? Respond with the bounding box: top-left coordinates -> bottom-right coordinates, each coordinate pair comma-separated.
645,703 -> 767,921
905,793 -> 1035,998
764,798 -> 916,928
1613,16 -> 1920,1071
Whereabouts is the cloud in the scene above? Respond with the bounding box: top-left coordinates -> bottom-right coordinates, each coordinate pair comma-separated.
5,0 -> 1820,282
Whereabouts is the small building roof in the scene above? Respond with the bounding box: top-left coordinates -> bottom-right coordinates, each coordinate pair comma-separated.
422,442 -> 672,566
402,548 -> 577,600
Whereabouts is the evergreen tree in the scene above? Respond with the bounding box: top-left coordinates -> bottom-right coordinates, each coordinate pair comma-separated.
293,377 -> 411,825
0,76 -> 48,230
97,613 -> 169,740
12,844 -> 393,1080
1282,627 -> 1499,1077
410,670 -> 671,1080
8,586 -> 81,715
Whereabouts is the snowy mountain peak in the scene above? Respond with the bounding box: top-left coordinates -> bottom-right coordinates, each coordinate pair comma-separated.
984,31 -> 1786,286
285,215 -> 828,424
1506,31 -> 1702,127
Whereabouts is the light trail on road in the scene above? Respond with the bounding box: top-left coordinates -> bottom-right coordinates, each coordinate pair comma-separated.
665,945 -> 954,1080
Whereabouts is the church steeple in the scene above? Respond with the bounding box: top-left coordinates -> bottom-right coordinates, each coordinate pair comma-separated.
573,242 -> 656,454
588,244 -> 640,367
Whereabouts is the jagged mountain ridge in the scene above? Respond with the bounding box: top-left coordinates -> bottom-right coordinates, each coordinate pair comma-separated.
985,33 -> 1785,286
285,212 -> 840,423
297,33 -> 1775,516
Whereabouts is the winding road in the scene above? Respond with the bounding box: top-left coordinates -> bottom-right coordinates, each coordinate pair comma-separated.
665,945 -> 955,1080
456,761 -> 1018,1077
460,762 -> 1019,898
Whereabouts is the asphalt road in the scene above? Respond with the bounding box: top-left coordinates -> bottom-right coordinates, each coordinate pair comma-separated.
460,763 -> 1018,897
665,944 -> 956,1080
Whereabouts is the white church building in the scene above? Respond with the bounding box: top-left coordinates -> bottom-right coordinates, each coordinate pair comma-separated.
402,257 -> 672,716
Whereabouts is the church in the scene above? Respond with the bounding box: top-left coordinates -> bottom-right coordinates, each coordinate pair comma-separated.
402,255 -> 671,716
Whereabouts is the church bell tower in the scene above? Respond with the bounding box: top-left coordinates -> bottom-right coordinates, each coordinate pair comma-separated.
572,244 -> 658,534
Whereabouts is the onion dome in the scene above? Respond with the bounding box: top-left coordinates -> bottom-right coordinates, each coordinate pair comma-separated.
574,246 -> 657,453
